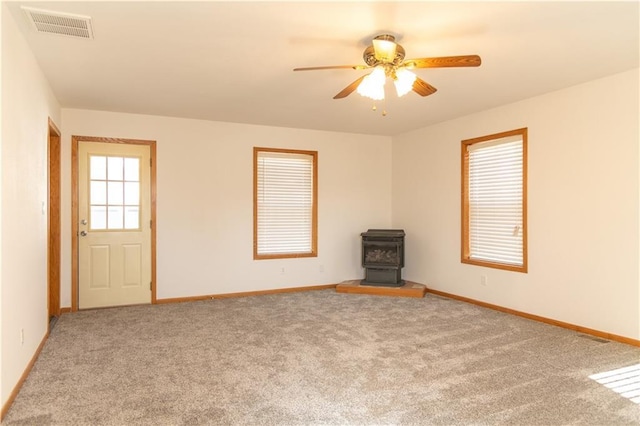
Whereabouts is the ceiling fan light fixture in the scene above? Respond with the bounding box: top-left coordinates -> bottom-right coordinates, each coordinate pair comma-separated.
394,68 -> 417,97
372,36 -> 397,62
293,33 -> 480,102
357,66 -> 385,100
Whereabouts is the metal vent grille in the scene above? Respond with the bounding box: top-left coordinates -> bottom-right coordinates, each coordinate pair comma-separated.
22,7 -> 93,39
578,334 -> 610,344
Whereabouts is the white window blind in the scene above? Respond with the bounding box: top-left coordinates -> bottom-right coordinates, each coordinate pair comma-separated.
256,150 -> 315,256
467,137 -> 524,267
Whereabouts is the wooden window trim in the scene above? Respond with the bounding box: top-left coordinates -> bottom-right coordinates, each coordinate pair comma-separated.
253,147 -> 318,260
461,128 -> 528,273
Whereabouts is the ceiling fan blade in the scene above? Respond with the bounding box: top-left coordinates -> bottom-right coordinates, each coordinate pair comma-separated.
412,78 -> 437,97
293,65 -> 368,71
405,55 -> 481,69
333,75 -> 367,99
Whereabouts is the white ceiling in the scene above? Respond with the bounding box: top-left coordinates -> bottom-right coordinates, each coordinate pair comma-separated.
6,1 -> 639,136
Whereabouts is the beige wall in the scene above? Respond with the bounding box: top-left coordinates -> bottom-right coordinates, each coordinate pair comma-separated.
1,4 -> 61,407
60,109 -> 393,303
392,69 -> 640,339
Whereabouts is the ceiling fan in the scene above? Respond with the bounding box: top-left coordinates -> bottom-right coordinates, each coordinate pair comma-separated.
293,34 -> 481,101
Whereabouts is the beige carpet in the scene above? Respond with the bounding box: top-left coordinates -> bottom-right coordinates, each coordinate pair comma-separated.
4,290 -> 640,425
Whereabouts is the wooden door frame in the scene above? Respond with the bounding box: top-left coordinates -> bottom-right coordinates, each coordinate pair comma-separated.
71,136 -> 157,312
48,118 -> 61,319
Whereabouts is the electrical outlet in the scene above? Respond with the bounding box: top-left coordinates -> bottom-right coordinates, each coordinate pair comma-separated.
480,275 -> 488,286
20,328 -> 24,345
280,267 -> 285,275
319,265 -> 324,273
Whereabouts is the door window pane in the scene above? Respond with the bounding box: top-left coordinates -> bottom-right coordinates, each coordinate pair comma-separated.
90,156 -> 107,180
124,182 -> 140,205
90,181 -> 107,205
107,181 -> 124,205
124,158 -> 140,181
124,207 -> 140,229
107,157 -> 123,180
108,206 -> 124,229
89,155 -> 142,231
91,206 -> 107,230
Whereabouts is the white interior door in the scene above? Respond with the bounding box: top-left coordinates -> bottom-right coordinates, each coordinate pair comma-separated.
78,141 -> 151,309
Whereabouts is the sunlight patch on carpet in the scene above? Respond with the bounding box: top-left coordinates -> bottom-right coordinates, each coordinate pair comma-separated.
589,363 -> 640,404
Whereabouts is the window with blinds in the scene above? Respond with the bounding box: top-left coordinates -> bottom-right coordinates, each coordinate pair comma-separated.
461,128 -> 527,273
253,147 -> 318,259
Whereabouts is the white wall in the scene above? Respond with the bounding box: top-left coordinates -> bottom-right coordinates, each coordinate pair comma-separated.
60,110 -> 392,303
1,4 -> 61,408
392,69 -> 640,339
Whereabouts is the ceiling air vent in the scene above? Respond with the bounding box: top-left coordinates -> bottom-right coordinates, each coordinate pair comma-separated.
22,6 -> 94,39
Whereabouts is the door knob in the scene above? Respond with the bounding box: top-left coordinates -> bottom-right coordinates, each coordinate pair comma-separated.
80,231 -> 87,237
81,219 -> 87,225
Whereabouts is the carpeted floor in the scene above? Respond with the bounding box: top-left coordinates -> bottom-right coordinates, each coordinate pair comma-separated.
3,290 -> 640,425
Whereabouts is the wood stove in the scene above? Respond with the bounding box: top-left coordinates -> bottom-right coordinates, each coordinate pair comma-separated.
361,229 -> 405,287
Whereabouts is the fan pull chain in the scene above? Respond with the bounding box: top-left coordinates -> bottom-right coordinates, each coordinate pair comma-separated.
371,103 -> 388,117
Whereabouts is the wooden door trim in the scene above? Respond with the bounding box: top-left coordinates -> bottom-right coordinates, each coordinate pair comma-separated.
48,118 -> 61,319
71,135 -> 157,312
